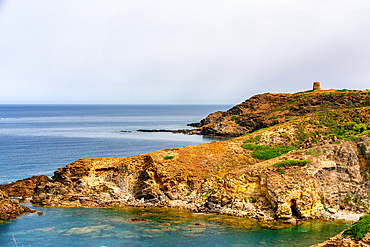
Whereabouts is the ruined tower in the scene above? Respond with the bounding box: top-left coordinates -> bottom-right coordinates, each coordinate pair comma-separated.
313,81 -> 321,91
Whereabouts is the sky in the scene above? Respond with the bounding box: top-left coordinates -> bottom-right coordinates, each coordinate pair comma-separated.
1,1 -> 370,104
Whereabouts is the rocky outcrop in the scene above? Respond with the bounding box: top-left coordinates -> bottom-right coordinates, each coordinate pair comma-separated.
28,138 -> 369,224
0,190 -> 36,220
0,175 -> 51,201
188,89 -> 370,137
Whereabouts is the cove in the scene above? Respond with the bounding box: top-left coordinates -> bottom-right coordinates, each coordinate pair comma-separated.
0,203 -> 349,247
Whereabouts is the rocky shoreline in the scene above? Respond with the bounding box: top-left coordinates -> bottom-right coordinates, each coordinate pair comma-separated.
0,190 -> 40,221
3,87 -> 370,245
4,107 -> 370,230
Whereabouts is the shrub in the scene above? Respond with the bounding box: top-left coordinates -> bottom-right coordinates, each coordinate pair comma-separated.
252,145 -> 296,160
164,148 -> 179,151
164,156 -> 174,160
344,214 -> 370,240
276,169 -> 286,174
313,150 -> 323,157
306,149 -> 315,155
273,160 -> 310,169
231,115 -> 237,121
268,116 -> 278,120
241,143 -> 261,150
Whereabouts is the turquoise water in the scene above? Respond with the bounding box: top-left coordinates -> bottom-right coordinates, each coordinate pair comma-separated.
0,203 -> 349,247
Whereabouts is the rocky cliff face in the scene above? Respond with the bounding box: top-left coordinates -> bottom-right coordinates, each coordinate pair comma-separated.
188,90 -> 370,137
25,107 -> 370,227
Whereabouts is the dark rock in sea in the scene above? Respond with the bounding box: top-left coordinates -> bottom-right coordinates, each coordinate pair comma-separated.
128,218 -> 151,222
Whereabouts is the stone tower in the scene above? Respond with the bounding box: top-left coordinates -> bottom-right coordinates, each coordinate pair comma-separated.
313,81 -> 321,91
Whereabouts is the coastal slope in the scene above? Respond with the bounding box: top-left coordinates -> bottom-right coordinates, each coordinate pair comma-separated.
20,106 -> 370,226
189,89 -> 370,137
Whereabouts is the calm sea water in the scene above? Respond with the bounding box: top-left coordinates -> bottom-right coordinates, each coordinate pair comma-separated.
0,105 -> 349,246
0,104 -> 230,184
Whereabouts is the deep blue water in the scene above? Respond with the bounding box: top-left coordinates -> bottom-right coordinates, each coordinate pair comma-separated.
0,105 -> 350,246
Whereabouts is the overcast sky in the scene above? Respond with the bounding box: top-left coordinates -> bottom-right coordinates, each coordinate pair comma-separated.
0,1 -> 370,104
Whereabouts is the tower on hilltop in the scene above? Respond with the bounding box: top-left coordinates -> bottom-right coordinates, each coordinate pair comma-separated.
313,81 -> 321,91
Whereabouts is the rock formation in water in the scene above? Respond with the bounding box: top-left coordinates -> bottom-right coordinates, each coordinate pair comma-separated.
0,190 -> 36,220
0,175 -> 51,201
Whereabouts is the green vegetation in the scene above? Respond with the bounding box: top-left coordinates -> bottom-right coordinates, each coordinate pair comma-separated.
243,135 -> 261,144
293,107 -> 370,148
345,193 -> 353,202
241,143 -> 260,150
214,117 -> 224,123
231,115 -> 237,121
244,197 -> 257,203
306,149 -> 315,155
273,160 -> 310,169
343,214 -> 370,240
313,150 -> 323,157
164,148 -> 179,151
276,169 -> 286,174
164,156 -> 174,160
242,143 -> 296,160
268,116 -> 278,120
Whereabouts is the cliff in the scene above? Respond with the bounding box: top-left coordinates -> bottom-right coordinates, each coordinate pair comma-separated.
188,89 -> 370,137
14,106 -> 370,227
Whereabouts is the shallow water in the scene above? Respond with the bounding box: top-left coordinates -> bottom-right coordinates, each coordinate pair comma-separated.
0,203 -> 349,247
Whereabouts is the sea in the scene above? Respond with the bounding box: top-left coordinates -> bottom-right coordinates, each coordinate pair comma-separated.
0,104 -> 349,246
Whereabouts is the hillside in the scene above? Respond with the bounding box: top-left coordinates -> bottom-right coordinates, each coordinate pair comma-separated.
3,103 -> 370,229
188,86 -> 370,137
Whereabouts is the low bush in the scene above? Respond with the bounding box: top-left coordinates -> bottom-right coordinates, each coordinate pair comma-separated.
344,214 -> 370,240
252,145 -> 296,160
241,143 -> 260,150
273,160 -> 310,169
164,156 -> 174,160
276,169 -> 286,174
